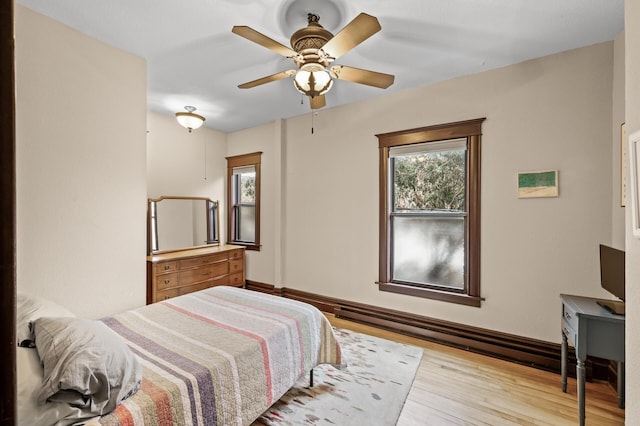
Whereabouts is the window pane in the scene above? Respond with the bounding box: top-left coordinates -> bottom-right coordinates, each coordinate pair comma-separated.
239,172 -> 256,203
392,216 -> 465,289
393,149 -> 466,212
238,205 -> 255,242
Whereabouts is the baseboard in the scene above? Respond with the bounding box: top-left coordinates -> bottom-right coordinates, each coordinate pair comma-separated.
243,280 -> 279,295
244,280 -> 615,382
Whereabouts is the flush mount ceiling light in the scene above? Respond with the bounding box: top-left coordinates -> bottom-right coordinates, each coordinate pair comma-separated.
175,106 -> 205,133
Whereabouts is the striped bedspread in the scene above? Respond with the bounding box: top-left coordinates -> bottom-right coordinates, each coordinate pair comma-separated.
95,286 -> 343,426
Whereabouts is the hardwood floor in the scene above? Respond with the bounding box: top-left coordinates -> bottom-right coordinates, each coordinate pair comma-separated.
327,314 -> 625,426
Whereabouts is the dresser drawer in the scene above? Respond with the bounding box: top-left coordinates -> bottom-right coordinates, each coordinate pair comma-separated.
562,304 -> 579,332
155,261 -> 178,275
562,317 -> 577,347
180,267 -> 214,285
211,261 -> 230,278
156,272 -> 178,290
155,288 -> 180,302
180,252 -> 228,269
229,259 -> 243,274
179,262 -> 229,284
179,281 -> 217,296
228,272 -> 244,286
228,249 -> 244,260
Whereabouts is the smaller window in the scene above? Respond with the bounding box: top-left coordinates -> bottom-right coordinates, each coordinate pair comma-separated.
227,152 -> 261,250
231,165 -> 256,243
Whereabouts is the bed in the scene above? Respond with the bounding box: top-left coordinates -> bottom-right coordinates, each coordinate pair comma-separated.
17,286 -> 343,426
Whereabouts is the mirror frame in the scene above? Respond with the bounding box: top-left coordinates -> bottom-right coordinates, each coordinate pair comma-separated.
147,196 -> 220,254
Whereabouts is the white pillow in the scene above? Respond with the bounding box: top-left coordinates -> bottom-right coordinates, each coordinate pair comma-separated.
32,316 -> 142,416
16,293 -> 75,347
17,346 -> 87,426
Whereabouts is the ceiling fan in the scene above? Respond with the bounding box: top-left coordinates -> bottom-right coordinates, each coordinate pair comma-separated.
232,12 -> 395,109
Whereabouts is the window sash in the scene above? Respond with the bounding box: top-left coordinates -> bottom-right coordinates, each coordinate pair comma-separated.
233,204 -> 256,242
390,214 -> 466,291
391,148 -> 467,213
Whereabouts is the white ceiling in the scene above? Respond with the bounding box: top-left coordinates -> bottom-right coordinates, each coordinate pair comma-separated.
16,0 -> 624,133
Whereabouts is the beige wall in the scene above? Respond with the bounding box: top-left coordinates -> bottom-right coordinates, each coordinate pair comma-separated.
16,6 -> 634,420
231,42 -> 618,344
146,111 -> 228,243
15,6 -> 147,318
625,0 -> 639,423
147,111 -> 227,200
226,121 -> 284,284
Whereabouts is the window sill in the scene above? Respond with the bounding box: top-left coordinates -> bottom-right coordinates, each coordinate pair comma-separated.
227,241 -> 260,251
377,281 -> 483,307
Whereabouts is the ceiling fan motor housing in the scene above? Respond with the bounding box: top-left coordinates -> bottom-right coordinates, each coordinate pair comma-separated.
290,13 -> 333,69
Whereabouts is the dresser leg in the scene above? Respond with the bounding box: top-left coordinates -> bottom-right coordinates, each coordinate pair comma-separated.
561,332 -> 568,393
577,358 -> 586,426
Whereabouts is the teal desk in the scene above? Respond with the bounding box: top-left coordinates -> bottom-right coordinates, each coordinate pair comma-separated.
560,294 -> 625,426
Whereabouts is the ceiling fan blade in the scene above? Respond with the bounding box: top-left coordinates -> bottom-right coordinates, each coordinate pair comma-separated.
309,95 -> 326,109
320,13 -> 381,60
232,26 -> 298,58
330,65 -> 394,89
238,70 -> 296,89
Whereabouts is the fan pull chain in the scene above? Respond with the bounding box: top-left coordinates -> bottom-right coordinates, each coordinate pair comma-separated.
203,140 -> 207,180
311,111 -> 314,134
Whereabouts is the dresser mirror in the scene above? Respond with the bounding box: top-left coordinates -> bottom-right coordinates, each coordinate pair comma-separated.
148,196 -> 219,254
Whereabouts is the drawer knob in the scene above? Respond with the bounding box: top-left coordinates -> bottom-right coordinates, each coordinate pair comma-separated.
164,265 -> 170,271
565,312 -> 572,321
203,271 -> 211,276
164,279 -> 171,284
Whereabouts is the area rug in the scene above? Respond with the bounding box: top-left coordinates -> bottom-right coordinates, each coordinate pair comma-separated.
253,327 -> 423,426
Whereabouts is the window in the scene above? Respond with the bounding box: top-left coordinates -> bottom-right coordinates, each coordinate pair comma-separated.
377,119 -> 485,307
227,152 -> 261,250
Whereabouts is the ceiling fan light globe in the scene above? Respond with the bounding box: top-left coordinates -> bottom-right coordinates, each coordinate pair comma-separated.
293,70 -> 333,97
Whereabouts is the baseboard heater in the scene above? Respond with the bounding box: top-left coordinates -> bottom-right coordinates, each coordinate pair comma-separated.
333,304 -> 563,374
246,281 -> 615,381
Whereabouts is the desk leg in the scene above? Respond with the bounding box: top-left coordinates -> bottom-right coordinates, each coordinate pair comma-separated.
577,358 -> 586,426
618,361 -> 625,409
561,332 -> 568,393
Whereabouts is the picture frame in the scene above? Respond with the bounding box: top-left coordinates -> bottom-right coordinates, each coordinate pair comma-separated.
621,122 -> 626,207
629,129 -> 640,238
517,170 -> 559,198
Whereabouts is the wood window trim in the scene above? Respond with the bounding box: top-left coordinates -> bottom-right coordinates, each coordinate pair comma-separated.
376,118 -> 485,307
226,152 -> 262,251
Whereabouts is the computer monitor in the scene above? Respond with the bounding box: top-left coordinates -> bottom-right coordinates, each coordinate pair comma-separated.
599,244 -> 625,301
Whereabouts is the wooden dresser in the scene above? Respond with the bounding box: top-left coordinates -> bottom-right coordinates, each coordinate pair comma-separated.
147,245 -> 245,304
